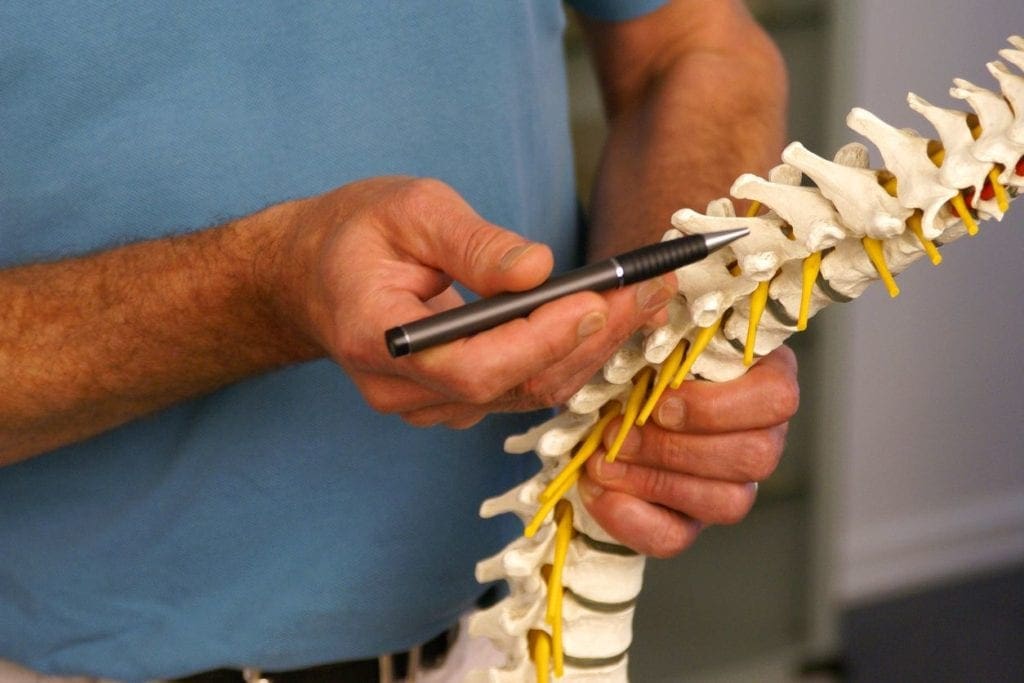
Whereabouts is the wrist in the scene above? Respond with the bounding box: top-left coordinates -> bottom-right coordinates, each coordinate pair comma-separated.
228,200 -> 327,366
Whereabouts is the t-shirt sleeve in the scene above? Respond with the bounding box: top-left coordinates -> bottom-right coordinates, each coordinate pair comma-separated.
565,0 -> 669,22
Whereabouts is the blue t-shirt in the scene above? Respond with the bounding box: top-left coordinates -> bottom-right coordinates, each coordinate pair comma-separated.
0,1 -> 664,679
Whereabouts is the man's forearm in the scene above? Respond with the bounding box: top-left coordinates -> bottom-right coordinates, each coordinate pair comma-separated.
583,0 -> 788,257
0,204 -> 321,464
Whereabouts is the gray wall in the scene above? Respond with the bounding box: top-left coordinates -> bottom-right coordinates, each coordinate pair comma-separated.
822,0 -> 1024,604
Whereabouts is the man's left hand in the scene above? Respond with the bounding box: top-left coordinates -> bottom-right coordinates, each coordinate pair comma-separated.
580,345 -> 799,557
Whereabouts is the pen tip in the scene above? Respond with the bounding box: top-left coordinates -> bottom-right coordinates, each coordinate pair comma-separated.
703,227 -> 750,253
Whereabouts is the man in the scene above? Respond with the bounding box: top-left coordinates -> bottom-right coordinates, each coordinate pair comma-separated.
0,1 -> 797,681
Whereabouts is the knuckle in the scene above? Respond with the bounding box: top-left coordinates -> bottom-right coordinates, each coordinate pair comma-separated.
637,466 -> 672,500
652,432 -> 687,470
550,383 -> 581,407
647,517 -> 693,559
451,377 -> 496,404
718,484 -> 755,525
363,392 -> 399,415
399,177 -> 455,206
746,453 -> 777,483
390,178 -> 461,226
771,373 -> 801,422
500,383 -> 532,411
513,377 -> 571,411
460,227 -> 512,277
537,380 -> 579,408
745,431 -> 784,481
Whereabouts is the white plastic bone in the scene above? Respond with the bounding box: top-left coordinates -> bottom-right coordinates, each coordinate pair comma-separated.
1000,45 -> 1024,73
986,61 -> 1024,143
724,299 -> 795,361
567,378 -> 631,414
561,593 -> 635,660
846,107 -> 958,239
469,595 -> 543,667
781,141 -> 911,239
671,204 -> 794,282
768,257 -> 832,324
730,171 -> 847,252
476,526 -> 556,584
950,77 -> 1024,184
503,411 -> 598,458
642,297 -> 693,364
465,656 -> 629,683
603,334 -> 650,385
480,476 -> 550,525
907,92 -> 992,207
562,537 -> 645,604
668,205 -> 759,326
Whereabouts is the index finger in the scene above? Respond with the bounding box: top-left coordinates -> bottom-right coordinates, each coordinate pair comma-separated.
650,345 -> 799,433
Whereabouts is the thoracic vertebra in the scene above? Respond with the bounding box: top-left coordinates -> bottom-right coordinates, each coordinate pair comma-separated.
469,35 -> 1024,683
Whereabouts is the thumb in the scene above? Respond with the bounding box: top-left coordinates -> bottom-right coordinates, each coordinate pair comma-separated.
402,182 -> 554,296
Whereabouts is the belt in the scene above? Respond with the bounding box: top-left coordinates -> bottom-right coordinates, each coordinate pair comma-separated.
171,624 -> 459,683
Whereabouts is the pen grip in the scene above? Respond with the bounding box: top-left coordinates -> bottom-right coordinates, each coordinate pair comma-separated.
616,235 -> 709,284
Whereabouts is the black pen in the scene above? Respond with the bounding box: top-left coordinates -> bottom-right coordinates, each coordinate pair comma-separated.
385,228 -> 749,357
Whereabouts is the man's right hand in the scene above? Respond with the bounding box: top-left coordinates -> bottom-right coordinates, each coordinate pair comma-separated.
0,176 -> 675,463
267,177 -> 677,429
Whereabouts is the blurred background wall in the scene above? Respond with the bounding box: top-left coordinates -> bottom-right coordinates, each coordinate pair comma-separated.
826,0 -> 1024,605
565,1 -> 1024,680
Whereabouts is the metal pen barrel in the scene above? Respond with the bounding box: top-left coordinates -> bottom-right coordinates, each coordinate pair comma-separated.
386,260 -> 620,357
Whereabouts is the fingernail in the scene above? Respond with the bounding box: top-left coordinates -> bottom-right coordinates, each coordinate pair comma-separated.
499,244 -> 533,271
596,457 -> 627,481
576,310 -> 607,341
657,398 -> 686,428
578,476 -> 604,505
637,279 -> 674,311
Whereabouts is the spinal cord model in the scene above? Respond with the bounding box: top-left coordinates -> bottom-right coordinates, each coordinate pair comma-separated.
468,35 -> 1024,683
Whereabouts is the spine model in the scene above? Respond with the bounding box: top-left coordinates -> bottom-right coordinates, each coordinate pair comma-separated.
467,36 -> 1024,683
